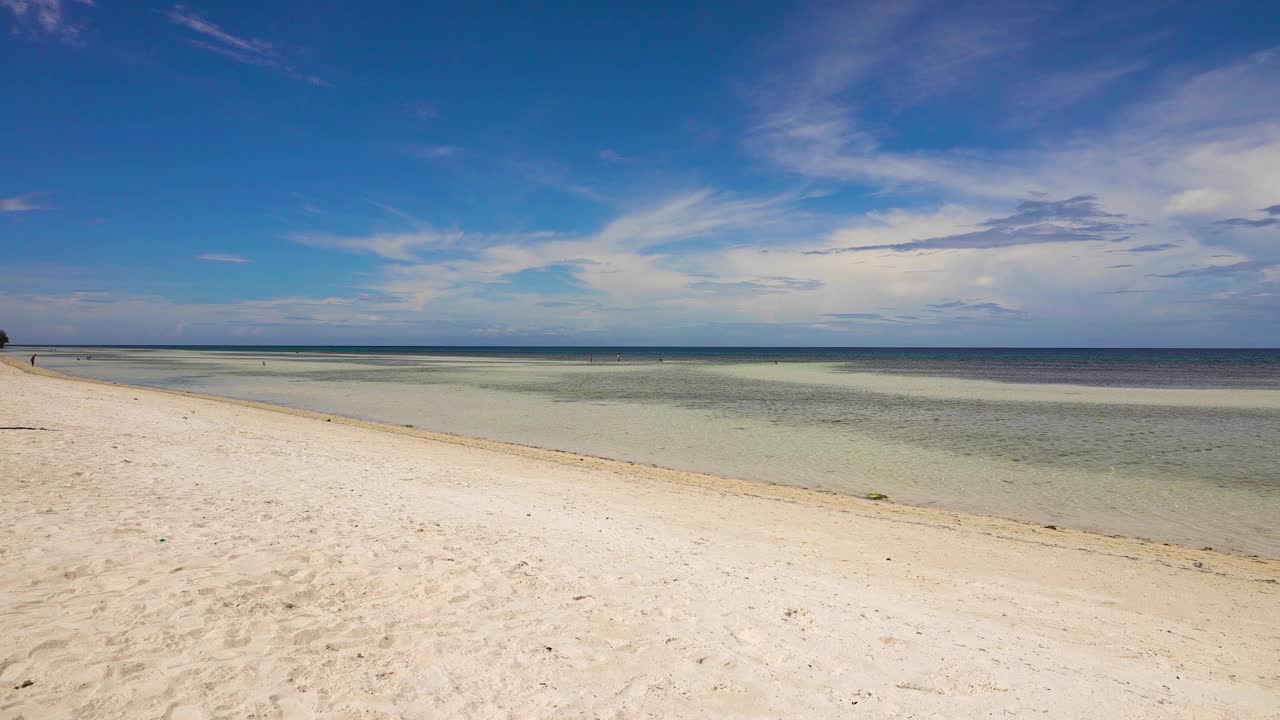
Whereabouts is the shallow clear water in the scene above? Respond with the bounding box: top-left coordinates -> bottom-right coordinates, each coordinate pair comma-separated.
16,346 -> 1280,557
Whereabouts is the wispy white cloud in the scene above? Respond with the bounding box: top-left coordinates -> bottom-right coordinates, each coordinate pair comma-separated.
165,4 -> 327,86
746,0 -> 1034,191
0,193 -> 46,212
748,2 -> 1280,224
405,144 -> 459,160
589,189 -> 794,250
506,158 -> 612,205
196,253 -> 250,264
596,148 -> 624,162
1006,60 -> 1149,123
409,103 -> 439,120
292,229 -> 555,263
286,189 -> 807,319
690,276 -> 822,295
365,199 -> 423,226
1,0 -> 93,41
166,4 -> 271,55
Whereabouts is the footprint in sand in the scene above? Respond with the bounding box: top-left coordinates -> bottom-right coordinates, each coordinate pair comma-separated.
271,693 -> 314,720
168,704 -> 206,720
27,638 -> 69,658
223,632 -> 251,649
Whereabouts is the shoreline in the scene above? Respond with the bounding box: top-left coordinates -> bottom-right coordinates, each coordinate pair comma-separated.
3,355 -> 1276,569
3,356 -> 1278,717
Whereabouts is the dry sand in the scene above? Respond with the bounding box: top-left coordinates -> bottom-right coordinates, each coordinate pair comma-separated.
1,359 -> 1278,719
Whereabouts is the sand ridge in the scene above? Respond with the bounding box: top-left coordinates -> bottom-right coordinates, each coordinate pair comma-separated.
708,361 -> 1280,410
2,359 -> 1278,718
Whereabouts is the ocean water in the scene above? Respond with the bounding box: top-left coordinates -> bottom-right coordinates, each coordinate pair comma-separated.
15,346 -> 1280,556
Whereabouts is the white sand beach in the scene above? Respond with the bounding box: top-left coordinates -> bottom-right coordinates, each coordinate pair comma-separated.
2,358 -> 1278,719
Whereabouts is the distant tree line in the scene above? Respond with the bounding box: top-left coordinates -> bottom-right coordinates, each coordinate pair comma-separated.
0,329 -> 8,348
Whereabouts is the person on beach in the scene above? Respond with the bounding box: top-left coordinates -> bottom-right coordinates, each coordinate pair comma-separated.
588,354 -> 593,364
29,354 -> 36,367
616,353 -> 621,363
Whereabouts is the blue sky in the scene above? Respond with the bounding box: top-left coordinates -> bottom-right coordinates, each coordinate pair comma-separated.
2,0 -> 1279,346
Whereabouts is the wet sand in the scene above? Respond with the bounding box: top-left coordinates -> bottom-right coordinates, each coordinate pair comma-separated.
2,358 -> 1278,718
709,361 -> 1280,409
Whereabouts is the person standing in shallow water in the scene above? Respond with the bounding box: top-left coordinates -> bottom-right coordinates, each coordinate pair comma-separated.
30,354 -> 37,366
